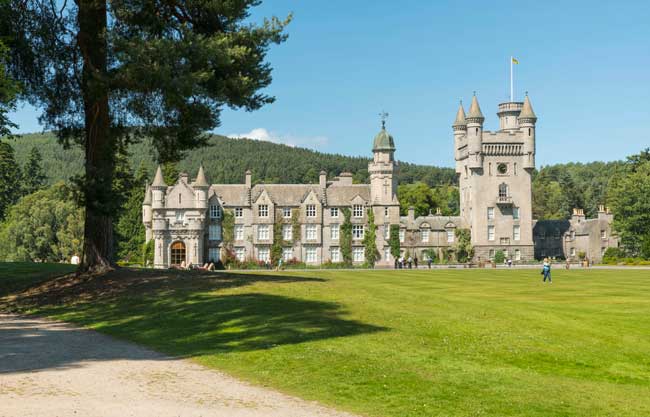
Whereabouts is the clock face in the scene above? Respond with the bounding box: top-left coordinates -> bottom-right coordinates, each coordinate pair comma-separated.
497,163 -> 508,175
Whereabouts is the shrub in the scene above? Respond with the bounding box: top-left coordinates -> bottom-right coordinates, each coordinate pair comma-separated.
494,250 -> 505,264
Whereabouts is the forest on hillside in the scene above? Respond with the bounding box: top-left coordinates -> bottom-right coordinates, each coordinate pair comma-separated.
9,132 -> 457,187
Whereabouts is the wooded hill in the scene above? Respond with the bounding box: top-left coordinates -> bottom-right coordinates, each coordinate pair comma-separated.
9,132 -> 457,187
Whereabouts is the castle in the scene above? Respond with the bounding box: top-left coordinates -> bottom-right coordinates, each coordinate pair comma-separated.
142,93 -> 617,268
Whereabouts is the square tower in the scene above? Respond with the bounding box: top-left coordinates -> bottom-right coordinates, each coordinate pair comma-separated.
454,94 -> 537,262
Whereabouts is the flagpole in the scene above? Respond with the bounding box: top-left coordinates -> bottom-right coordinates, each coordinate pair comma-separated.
510,56 -> 513,102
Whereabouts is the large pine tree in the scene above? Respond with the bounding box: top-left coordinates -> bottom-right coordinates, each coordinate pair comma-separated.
21,146 -> 46,195
6,0 -> 289,272
0,141 -> 20,219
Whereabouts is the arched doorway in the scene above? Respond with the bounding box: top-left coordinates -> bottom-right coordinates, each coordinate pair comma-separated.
170,241 -> 186,266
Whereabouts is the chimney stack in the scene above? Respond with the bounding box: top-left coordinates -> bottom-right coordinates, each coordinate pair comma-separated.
245,169 -> 252,188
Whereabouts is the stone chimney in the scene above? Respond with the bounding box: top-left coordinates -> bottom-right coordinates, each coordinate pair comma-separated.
337,172 -> 353,185
245,169 -> 252,188
598,205 -> 613,222
408,206 -> 415,224
319,170 -> 327,189
179,172 -> 189,183
571,208 -> 585,223
435,207 -> 442,215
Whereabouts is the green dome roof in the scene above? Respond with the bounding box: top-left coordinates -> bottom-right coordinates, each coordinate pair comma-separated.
373,127 -> 395,152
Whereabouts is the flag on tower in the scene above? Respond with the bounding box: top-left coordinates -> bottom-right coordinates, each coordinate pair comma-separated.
512,57 -> 519,64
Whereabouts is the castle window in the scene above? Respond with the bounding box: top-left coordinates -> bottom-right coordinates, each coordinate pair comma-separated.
446,230 -> 454,243
175,212 -> 185,223
500,237 -> 510,245
257,225 -> 270,240
305,247 -> 317,263
353,204 -> 364,218
384,247 -> 391,261
258,247 -> 270,262
234,207 -> 243,217
499,183 -> 509,198
330,207 -> 339,218
488,226 -> 495,241
353,247 -> 365,262
528,128 -> 531,136
487,207 -> 495,220
234,224 -> 244,241
497,163 -> 508,175
283,207 -> 292,218
306,204 -> 317,217
306,224 -> 317,240
282,224 -> 292,241
235,247 -> 245,261
489,163 -> 492,176
384,225 -> 390,240
210,204 -> 221,219
208,248 -> 220,263
514,163 -> 517,176
331,224 -> 340,240
570,247 -> 576,257
209,224 -> 222,240
283,247 -> 293,261
331,247 -> 341,262
489,249 -> 495,259
421,229 -> 430,243
513,207 -> 520,220
352,225 -> 364,240
513,225 -> 521,241
515,249 -> 521,261
601,230 -> 607,239
179,193 -> 182,204
399,229 -> 405,243
384,207 -> 389,217
475,127 -> 478,134
258,204 -> 269,217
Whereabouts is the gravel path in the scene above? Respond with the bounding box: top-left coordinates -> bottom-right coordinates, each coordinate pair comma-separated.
0,314 -> 357,417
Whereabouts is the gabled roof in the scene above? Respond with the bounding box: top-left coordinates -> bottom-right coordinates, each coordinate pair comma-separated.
210,185 -> 250,207
326,185 -> 371,206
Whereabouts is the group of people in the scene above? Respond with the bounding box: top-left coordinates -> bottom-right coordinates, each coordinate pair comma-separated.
173,260 -> 217,271
394,255 -> 433,269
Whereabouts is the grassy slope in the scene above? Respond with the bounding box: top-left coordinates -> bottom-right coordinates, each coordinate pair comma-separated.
5,267 -> 650,417
0,262 -> 75,297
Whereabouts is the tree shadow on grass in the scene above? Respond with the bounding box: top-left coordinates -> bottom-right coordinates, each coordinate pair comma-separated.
2,269 -> 387,373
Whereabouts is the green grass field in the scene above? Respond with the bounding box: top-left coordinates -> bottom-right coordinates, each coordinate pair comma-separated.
3,265 -> 650,416
0,262 -> 75,297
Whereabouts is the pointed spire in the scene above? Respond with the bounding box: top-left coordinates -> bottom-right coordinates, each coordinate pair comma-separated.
193,164 -> 209,187
518,93 -> 537,121
467,93 -> 484,122
453,101 -> 466,127
151,165 -> 166,187
143,184 -> 152,205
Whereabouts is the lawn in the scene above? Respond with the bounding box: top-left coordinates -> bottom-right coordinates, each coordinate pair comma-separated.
0,262 -> 76,297
3,266 -> 650,416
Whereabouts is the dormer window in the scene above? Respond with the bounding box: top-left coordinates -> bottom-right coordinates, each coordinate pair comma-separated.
353,204 -> 364,218
306,204 -> 316,217
258,204 -> 268,217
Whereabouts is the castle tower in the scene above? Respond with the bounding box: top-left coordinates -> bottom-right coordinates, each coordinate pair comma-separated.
142,185 -> 153,242
454,92 -> 537,262
369,115 -> 398,206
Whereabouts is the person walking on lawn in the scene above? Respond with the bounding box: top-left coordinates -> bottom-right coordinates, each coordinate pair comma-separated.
542,258 -> 552,283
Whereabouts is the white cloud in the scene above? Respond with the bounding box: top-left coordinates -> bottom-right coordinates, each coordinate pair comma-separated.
228,128 -> 328,150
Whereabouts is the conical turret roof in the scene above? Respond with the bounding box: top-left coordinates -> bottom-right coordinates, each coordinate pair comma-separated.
518,94 -> 537,121
467,94 -> 484,121
151,165 -> 166,187
143,185 -> 152,205
453,102 -> 466,127
193,164 -> 209,187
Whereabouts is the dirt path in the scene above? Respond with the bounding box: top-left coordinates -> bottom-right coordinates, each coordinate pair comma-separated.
0,314 -> 357,417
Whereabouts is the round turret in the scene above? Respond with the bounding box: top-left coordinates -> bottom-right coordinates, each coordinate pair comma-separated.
372,127 -> 395,152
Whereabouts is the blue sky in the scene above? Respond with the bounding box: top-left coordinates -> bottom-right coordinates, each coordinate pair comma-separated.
9,0 -> 650,167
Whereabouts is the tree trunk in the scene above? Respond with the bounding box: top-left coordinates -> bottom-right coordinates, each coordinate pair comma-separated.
78,0 -> 114,273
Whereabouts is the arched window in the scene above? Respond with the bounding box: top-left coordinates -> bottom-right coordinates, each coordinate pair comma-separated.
528,128 -> 531,136
499,183 -> 508,198
170,241 -> 186,266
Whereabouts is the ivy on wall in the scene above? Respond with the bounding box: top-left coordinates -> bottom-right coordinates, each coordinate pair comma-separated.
389,224 -> 401,259
363,208 -> 378,267
340,207 -> 352,265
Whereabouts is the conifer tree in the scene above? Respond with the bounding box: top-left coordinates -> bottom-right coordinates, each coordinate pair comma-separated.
6,0 -> 290,272
21,146 -> 46,195
0,141 -> 20,219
